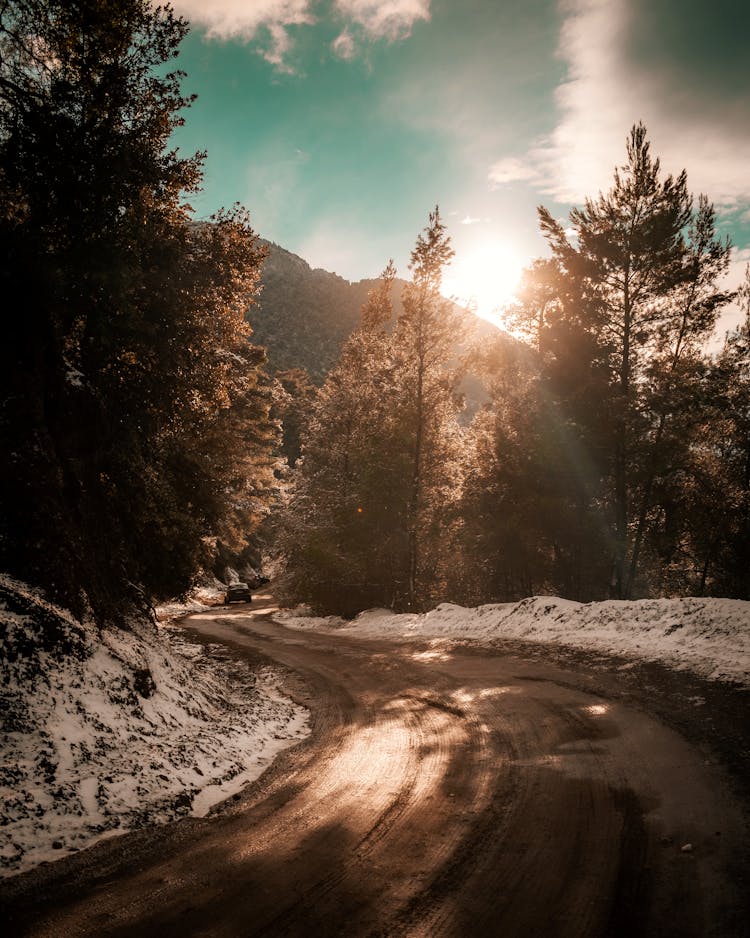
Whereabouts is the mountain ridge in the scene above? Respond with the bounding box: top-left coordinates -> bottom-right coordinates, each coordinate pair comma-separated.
250,238 -> 499,383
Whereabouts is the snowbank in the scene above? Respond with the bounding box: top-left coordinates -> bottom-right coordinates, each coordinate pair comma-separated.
0,575 -> 309,878
154,583 -> 225,619
275,595 -> 750,686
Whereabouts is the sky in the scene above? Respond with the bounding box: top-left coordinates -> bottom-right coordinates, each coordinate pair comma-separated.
169,0 -> 750,335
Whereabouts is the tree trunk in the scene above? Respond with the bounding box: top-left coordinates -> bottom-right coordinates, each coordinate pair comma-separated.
625,292 -> 694,599
407,359 -> 424,610
698,528 -> 718,595
614,275 -> 631,599
624,415 -> 665,598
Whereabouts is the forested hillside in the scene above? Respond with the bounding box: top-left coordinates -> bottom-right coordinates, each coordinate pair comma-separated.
251,241 -> 373,380
278,131 -> 750,614
252,239 -> 495,385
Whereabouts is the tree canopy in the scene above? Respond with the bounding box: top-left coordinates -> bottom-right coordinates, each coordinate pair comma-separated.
0,0 -> 274,622
465,124 -> 734,602
280,212 -> 468,615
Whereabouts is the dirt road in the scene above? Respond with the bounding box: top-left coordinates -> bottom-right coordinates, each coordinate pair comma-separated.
4,594 -> 749,936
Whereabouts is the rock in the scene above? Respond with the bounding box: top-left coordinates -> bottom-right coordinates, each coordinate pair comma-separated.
680,843 -> 693,853
173,792 -> 192,811
133,667 -> 156,699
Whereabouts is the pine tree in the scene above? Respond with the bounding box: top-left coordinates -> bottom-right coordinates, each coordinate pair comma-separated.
279,264 -> 409,615
688,268 -> 750,597
272,368 -> 318,469
537,123 -> 732,597
0,1 -> 273,620
458,331 -> 611,603
395,208 -> 465,609
281,214 -> 468,616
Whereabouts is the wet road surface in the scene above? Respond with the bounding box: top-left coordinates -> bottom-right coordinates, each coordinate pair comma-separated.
4,593 -> 749,937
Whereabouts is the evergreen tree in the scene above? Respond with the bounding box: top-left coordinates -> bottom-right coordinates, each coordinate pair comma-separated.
0,1 -> 273,620
279,263 -> 409,615
688,268 -> 750,597
395,208 -> 465,609
272,368 -> 317,469
458,331 -> 611,603
281,214 -> 467,616
505,257 -> 565,352
536,124 -> 731,597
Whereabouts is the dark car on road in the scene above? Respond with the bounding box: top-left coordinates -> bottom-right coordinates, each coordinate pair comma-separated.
224,582 -> 252,604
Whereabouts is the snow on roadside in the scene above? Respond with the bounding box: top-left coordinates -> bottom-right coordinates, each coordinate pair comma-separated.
154,583 -> 225,619
0,575 -> 309,878
275,596 -> 750,686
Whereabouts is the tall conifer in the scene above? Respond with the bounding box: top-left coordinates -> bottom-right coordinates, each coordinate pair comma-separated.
281,212 -> 468,614
537,124 -> 731,596
0,1 -> 273,619
395,208 -> 465,609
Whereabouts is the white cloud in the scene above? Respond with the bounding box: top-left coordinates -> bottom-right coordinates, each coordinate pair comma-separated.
488,156 -> 541,188
492,0 -> 750,212
333,0 -> 431,41
173,0 -> 313,41
527,0 -> 636,202
173,0 -> 314,68
174,0 -> 429,68
331,27 -> 356,60
261,21 -> 298,71
460,215 -> 481,225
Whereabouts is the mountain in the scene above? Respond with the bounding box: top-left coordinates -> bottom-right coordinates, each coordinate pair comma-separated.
249,240 -> 376,381
249,240 -> 499,385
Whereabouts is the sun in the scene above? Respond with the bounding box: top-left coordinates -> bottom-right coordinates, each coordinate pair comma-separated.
442,240 -> 524,328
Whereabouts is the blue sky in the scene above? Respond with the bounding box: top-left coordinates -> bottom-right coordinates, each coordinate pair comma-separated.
170,0 -> 750,333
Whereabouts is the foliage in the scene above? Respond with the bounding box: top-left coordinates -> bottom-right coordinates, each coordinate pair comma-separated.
457,333 -> 610,602
534,125 -> 730,597
252,241 -> 399,382
685,269 -> 750,597
280,215 -> 468,615
465,125 -> 734,600
252,239 -> 495,423
395,209 -> 467,608
279,263 -> 408,615
271,367 -> 317,469
0,0 -> 274,621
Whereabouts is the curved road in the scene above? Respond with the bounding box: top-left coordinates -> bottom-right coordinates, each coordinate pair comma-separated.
5,593 -> 749,937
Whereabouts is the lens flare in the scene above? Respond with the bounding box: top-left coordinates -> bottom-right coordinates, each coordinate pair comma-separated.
443,240 -> 524,328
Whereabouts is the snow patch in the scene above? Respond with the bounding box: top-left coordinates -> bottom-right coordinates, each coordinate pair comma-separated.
0,575 -> 309,878
275,595 -> 750,686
